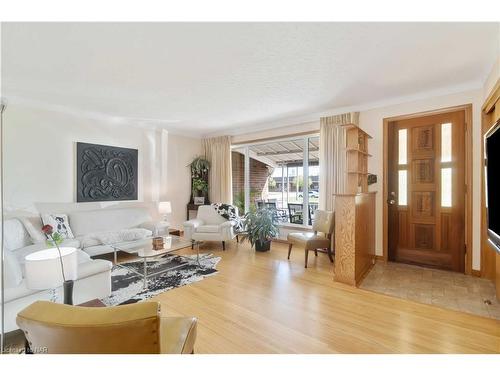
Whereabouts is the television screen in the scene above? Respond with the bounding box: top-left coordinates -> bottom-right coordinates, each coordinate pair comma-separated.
486,121 -> 500,252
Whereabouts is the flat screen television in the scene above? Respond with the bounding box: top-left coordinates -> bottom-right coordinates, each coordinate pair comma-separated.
485,120 -> 500,254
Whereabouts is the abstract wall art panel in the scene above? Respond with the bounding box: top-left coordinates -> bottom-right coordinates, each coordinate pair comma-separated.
76,142 -> 138,202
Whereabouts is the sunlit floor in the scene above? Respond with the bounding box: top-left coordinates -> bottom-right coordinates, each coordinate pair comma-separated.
4,240 -> 500,353
360,261 -> 500,320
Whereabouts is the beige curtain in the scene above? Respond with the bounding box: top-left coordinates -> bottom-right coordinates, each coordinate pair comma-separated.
319,112 -> 359,210
202,136 -> 232,204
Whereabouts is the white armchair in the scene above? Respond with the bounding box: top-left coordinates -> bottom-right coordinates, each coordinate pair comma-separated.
183,205 -> 238,250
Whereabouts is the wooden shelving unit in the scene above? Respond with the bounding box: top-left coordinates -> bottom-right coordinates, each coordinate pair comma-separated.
342,124 -> 372,194
334,123 -> 375,287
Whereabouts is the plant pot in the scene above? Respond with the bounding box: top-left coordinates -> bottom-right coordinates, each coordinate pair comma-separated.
255,240 -> 271,252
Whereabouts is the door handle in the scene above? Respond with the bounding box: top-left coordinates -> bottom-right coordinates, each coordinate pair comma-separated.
388,191 -> 396,205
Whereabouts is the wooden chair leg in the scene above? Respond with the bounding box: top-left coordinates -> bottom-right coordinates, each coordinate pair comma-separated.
327,247 -> 334,263
236,235 -> 239,243
191,241 -> 194,250
222,241 -> 226,251
287,243 -> 292,259
314,249 -> 318,256
304,249 -> 309,268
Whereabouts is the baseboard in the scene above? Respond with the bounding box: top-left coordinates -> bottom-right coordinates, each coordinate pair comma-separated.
471,269 -> 481,277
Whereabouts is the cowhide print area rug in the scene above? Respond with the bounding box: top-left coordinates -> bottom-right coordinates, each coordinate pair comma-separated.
100,253 -> 220,306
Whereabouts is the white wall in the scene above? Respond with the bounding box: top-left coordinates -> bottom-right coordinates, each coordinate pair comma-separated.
164,132 -> 203,227
2,103 -> 201,229
483,57 -> 499,101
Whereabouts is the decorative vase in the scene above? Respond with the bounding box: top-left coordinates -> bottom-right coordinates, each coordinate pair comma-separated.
63,280 -> 74,305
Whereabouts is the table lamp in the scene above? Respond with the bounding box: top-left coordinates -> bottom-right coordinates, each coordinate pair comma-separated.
158,201 -> 172,221
25,247 -> 78,305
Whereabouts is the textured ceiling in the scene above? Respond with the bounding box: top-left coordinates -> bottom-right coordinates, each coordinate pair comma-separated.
2,22 -> 498,136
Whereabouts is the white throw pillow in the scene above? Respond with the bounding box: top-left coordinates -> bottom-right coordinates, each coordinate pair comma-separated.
2,251 -> 23,288
93,228 -> 152,244
41,213 -> 75,239
20,216 -> 47,243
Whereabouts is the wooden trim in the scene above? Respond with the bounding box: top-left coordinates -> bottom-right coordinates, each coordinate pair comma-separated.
480,79 -> 500,280
382,105 -> 473,275
464,105 -> 473,275
482,79 -> 500,114
471,269 -> 482,277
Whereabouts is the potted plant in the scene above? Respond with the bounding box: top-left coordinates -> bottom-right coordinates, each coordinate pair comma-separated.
188,156 -> 210,204
242,207 -> 279,252
192,178 -> 208,202
188,156 -> 210,178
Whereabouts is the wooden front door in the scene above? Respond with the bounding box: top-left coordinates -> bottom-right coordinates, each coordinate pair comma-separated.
387,111 -> 465,272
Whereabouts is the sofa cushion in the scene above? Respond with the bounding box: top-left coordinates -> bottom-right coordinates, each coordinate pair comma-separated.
196,225 -> 221,233
20,216 -> 46,243
3,251 -> 23,288
196,205 -> 228,225
92,228 -> 152,245
77,258 -> 113,279
69,208 -> 152,237
3,218 -> 33,251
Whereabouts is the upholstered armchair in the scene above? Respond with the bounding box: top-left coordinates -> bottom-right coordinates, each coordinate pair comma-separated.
287,210 -> 335,268
16,301 -> 197,354
183,205 -> 237,250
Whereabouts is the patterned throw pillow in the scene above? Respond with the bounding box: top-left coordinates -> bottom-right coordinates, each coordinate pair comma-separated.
41,213 -> 75,239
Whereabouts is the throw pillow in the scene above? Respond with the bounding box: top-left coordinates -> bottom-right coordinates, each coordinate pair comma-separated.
20,216 -> 46,243
41,213 -> 75,239
93,228 -> 152,245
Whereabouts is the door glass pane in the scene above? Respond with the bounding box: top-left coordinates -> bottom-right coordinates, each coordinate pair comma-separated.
398,170 -> 407,205
441,168 -> 452,207
441,123 -> 452,162
398,129 -> 407,165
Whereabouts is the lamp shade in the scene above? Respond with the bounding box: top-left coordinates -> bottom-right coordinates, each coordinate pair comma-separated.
158,201 -> 172,214
25,247 -> 78,290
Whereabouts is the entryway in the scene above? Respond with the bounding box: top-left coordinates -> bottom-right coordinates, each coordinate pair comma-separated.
384,107 -> 472,273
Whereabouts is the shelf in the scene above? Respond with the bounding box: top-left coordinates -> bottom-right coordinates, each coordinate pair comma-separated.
346,147 -> 372,156
340,123 -> 373,139
347,171 -> 369,175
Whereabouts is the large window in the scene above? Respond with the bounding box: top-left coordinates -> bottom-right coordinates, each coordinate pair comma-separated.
231,135 -> 319,226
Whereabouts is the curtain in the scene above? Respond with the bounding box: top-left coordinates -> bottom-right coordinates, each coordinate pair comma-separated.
319,112 -> 359,211
202,136 -> 232,204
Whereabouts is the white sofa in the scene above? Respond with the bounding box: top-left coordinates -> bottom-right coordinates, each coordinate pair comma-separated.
2,218 -> 112,333
183,205 -> 237,250
2,207 -> 168,333
67,207 -> 169,257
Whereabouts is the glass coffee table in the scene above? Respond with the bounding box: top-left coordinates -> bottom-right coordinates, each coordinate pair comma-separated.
109,236 -> 199,289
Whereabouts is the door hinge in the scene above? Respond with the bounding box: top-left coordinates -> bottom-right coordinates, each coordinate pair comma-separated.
464,244 -> 467,254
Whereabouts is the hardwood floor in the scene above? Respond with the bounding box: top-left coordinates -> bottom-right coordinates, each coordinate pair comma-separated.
152,240 -> 500,354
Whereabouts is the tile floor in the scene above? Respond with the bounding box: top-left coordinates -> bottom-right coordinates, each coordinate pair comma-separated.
360,261 -> 500,320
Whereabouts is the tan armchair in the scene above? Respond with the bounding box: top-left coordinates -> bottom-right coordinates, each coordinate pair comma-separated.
287,210 -> 334,268
16,300 -> 197,354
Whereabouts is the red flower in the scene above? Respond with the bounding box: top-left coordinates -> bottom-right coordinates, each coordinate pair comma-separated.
41,224 -> 53,235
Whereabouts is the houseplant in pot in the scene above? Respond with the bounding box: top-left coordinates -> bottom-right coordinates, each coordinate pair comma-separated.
192,178 -> 208,204
242,207 -> 279,252
188,156 -> 210,204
